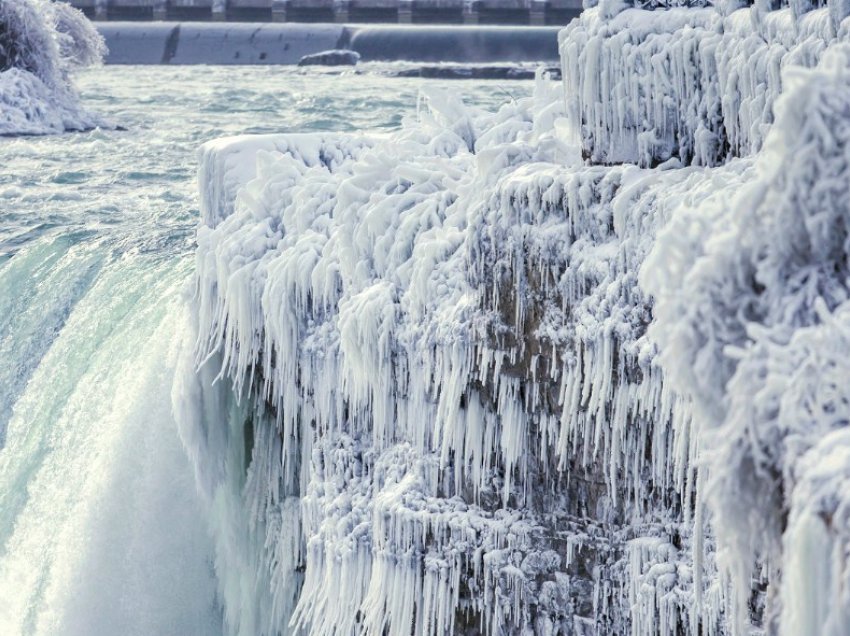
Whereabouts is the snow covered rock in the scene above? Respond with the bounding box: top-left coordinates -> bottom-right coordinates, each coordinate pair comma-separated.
182,74 -> 729,635
0,0 -> 105,135
298,50 -> 361,66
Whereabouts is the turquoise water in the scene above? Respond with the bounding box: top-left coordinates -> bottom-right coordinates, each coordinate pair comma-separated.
0,66 -> 530,635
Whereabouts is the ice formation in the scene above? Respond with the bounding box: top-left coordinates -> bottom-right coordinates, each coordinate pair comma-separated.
644,45 -> 850,634
0,0 -> 105,135
182,1 -> 850,634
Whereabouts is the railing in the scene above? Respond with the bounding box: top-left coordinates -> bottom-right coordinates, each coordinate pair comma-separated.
69,0 -> 583,25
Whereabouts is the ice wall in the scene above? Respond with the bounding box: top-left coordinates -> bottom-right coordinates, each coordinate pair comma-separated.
185,78 -> 725,635
0,0 -> 105,135
560,3 -> 843,166
184,2 -> 850,635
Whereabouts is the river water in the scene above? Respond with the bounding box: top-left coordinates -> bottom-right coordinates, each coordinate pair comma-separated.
0,66 -> 530,636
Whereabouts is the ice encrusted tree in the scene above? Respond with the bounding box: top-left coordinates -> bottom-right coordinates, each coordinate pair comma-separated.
0,0 -> 105,134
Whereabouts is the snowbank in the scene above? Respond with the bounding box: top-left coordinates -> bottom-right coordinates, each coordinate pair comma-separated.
183,2 -> 850,635
0,0 -> 105,135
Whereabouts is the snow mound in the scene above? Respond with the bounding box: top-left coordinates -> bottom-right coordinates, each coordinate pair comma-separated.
298,50 -> 361,66
0,0 -> 105,135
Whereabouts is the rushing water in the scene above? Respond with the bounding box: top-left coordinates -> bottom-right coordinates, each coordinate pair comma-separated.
0,66 -> 530,635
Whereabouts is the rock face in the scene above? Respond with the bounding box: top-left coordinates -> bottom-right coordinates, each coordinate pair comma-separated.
0,0 -> 105,135
183,3 -> 850,636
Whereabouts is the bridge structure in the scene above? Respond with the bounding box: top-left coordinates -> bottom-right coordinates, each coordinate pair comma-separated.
69,0 -> 582,26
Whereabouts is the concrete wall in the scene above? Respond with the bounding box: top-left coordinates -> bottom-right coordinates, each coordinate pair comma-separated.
97,22 -> 562,64
73,0 -> 581,25
350,25 -> 559,62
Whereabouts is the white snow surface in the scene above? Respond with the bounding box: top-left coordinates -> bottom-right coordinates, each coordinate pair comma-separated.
0,0 -> 105,135
183,4 -> 850,636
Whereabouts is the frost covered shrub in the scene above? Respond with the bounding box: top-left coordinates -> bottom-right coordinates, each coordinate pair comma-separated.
643,44 -> 850,634
0,0 -> 56,77
0,0 -> 105,135
51,1 -> 105,69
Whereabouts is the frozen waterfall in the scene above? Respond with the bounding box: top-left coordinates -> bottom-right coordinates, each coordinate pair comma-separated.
177,1 -> 850,635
